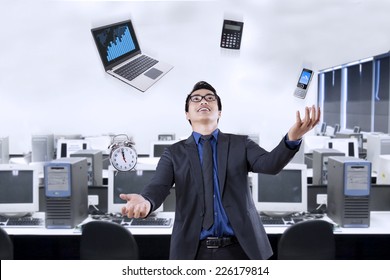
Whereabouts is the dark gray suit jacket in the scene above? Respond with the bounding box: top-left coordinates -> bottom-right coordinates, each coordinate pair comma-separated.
141,131 -> 299,259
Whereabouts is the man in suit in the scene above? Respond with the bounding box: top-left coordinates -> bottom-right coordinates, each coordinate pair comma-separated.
120,81 -> 320,259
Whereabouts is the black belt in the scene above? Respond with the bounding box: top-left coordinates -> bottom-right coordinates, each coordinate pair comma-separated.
202,236 -> 238,249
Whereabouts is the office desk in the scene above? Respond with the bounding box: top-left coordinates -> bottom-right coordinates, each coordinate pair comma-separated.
264,211 -> 390,235
4,212 -> 390,260
4,212 -> 174,236
4,212 -> 174,260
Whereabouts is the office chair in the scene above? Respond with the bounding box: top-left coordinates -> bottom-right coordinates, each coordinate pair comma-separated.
80,221 -> 139,260
0,227 -> 14,260
277,219 -> 336,260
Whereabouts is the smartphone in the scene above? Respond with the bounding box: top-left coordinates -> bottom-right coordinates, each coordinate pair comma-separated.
293,68 -> 314,99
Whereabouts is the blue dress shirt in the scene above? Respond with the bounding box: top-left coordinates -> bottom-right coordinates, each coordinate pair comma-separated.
193,129 -> 234,239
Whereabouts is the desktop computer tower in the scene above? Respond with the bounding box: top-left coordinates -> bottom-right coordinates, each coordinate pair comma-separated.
327,156 -> 371,228
0,136 -> 9,164
31,134 -> 54,162
44,157 -> 88,228
312,148 -> 344,185
70,149 -> 103,186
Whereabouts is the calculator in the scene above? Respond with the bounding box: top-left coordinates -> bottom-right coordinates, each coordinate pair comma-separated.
220,20 -> 244,49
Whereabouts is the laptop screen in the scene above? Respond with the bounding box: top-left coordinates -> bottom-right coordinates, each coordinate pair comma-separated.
91,19 -> 141,70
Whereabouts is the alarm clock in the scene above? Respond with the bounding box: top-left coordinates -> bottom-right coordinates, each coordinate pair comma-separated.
108,134 -> 137,172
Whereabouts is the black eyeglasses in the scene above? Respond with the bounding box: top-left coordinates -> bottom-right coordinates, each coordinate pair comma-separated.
189,94 -> 217,103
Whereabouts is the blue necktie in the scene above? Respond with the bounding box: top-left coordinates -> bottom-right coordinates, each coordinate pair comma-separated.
201,135 -> 214,230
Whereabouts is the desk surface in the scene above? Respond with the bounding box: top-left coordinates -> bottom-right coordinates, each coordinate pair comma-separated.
3,211 -> 390,236
264,211 -> 390,234
2,211 -> 174,236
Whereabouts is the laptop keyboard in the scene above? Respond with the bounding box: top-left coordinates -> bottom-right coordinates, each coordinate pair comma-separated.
114,55 -> 158,81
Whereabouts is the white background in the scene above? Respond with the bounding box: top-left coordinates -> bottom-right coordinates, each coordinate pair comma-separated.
1,0 -> 390,155
2,260 -> 388,279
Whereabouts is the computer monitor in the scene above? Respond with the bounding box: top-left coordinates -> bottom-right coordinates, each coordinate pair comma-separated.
31,134 -> 55,162
0,164 -> 39,217
56,138 -> 90,159
333,124 -> 340,136
107,163 -> 162,214
150,140 -> 178,157
251,163 -> 308,216
349,133 -> 364,150
353,126 -> 361,133
247,134 -> 260,145
366,133 -> 390,173
319,122 -> 327,135
327,138 -> 359,158
376,155 -> 390,184
334,132 -> 364,150
235,133 -> 260,145
0,136 -> 9,164
70,149 -> 103,186
303,135 -> 330,153
54,134 -> 82,146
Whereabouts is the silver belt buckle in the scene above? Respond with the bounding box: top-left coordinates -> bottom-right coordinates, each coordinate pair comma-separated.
206,237 -> 221,249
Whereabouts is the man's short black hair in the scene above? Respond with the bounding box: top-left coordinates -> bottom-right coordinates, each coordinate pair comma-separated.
185,81 -> 222,113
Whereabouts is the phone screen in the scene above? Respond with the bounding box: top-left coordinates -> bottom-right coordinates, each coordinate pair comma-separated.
297,69 -> 313,89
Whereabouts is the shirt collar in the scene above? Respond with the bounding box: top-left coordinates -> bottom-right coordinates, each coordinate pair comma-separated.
193,129 -> 219,144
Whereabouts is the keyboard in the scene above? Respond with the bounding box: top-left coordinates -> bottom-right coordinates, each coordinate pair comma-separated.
292,217 -> 304,224
260,215 -> 305,226
0,216 -> 44,227
109,216 -> 172,228
260,216 -> 285,226
114,55 -> 158,81
124,217 -> 173,228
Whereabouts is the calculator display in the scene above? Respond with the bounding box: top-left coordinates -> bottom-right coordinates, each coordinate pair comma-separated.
224,23 -> 242,32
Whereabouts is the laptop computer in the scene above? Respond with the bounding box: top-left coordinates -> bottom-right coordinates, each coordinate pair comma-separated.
91,19 -> 173,92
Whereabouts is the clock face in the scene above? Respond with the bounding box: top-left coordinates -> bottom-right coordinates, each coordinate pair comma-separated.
110,146 -> 137,171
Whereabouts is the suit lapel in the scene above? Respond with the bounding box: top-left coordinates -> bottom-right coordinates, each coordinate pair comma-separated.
217,131 -> 229,195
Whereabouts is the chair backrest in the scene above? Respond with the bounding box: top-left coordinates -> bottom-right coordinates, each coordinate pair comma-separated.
80,221 -> 139,260
277,219 -> 336,260
0,227 -> 14,260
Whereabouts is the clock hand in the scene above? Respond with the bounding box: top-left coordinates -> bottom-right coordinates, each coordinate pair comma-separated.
121,148 -> 127,163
